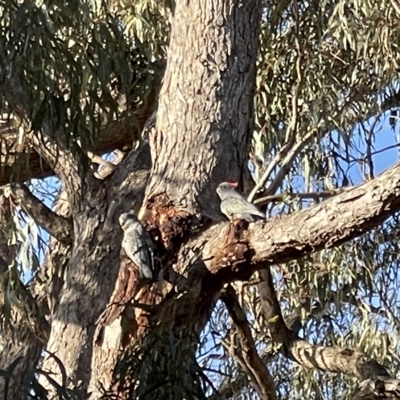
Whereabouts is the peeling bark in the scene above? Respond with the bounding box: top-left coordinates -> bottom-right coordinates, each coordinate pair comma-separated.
114,266 -> 218,399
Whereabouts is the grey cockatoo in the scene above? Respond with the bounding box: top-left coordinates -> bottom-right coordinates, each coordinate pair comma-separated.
118,212 -> 154,280
216,182 -> 265,222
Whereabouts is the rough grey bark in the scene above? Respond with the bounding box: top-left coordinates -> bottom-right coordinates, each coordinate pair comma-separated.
103,2 -> 264,397
144,0 -> 262,221
38,145 -> 151,397
174,161 -> 400,283
78,1 -> 264,398
3,1 -> 400,399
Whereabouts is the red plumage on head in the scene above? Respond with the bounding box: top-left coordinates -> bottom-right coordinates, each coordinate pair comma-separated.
224,181 -> 238,188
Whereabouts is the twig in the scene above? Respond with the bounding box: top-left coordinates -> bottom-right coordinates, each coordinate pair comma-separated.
87,150 -> 125,180
361,142 -> 400,158
247,140 -> 294,202
248,24 -> 303,203
262,128 -> 318,198
364,116 -> 379,179
253,187 -> 351,206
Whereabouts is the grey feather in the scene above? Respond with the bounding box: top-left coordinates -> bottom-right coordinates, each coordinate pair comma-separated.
217,182 -> 265,222
118,213 -> 154,280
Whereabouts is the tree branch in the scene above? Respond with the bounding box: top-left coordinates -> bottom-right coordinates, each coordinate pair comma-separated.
247,28 -> 304,203
88,150 -> 125,180
248,84 -> 400,203
2,73 -> 98,200
247,138 -> 298,202
0,112 -> 151,186
173,159 -> 400,395
1,67 -> 400,191
189,161 -> 400,283
208,267 -> 388,400
247,161 -> 400,268
257,265 -> 400,399
257,267 -> 390,380
221,285 -> 277,400
0,77 -> 156,187
8,183 -> 72,244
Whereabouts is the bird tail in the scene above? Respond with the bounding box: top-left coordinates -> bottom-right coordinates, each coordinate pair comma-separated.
254,211 -> 265,219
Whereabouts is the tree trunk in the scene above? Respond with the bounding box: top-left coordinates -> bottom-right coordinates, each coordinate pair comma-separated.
103,0 -> 261,397
32,0 -> 263,397
37,146 -> 151,398
144,0 -> 262,221
110,0 -> 263,398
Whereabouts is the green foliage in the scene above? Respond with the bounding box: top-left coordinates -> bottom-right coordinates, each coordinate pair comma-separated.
253,0 -> 400,187
0,0 -> 170,149
2,0 -> 400,399
204,1 -> 400,399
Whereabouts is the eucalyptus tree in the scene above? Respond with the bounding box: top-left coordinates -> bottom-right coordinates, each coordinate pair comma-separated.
1,0 -> 400,399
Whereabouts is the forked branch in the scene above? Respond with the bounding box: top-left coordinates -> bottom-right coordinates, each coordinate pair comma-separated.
257,267 -> 390,380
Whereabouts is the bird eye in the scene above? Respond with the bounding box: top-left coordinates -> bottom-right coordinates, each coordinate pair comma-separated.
172,216 -> 182,224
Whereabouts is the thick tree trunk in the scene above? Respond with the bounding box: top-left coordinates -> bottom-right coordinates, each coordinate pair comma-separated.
38,146 -> 151,397
39,180 -> 114,393
144,0 -> 262,221
29,0 -> 263,397
100,0 -> 263,397
108,0 -> 263,398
